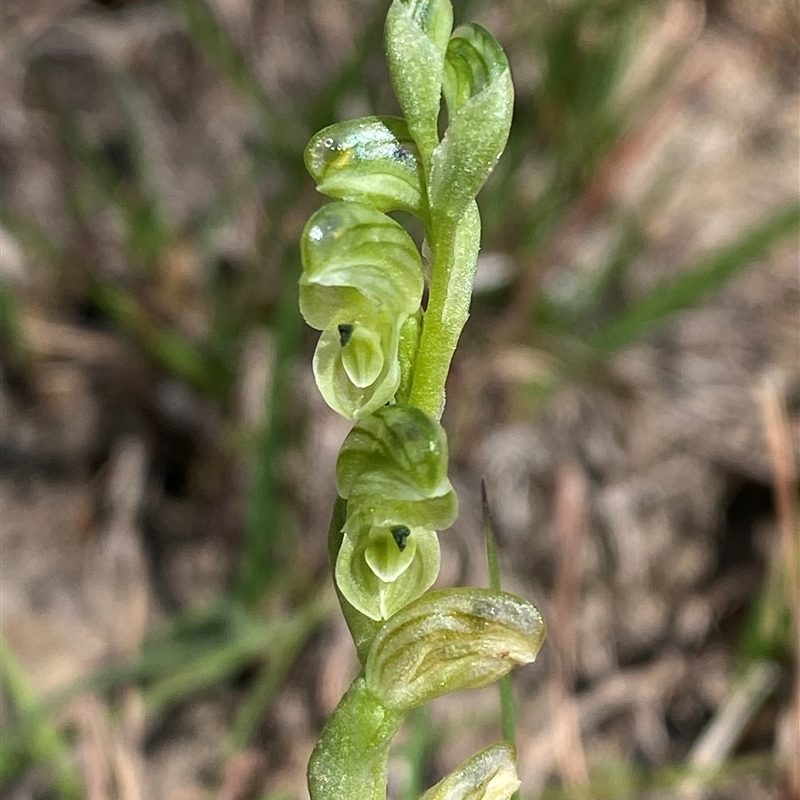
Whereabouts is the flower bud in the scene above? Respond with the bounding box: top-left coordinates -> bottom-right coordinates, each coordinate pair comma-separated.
428,24 -> 514,224
385,0 -> 454,163
418,742 -> 521,800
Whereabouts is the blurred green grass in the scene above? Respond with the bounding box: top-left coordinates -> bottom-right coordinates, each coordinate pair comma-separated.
1,0 -> 797,797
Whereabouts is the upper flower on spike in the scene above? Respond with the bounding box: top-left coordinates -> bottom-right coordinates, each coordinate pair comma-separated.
299,202 -> 424,419
306,117 -> 427,217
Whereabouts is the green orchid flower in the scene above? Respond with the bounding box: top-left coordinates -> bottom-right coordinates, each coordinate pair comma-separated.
300,2 -> 545,797
299,201 -> 424,418
334,405 -> 457,620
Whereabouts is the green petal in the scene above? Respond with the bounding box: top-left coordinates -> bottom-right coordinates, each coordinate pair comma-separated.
306,117 -> 426,217
344,481 -> 458,536
418,742 -> 520,800
366,588 -> 546,710
428,24 -> 513,223
385,0 -> 453,164
313,319 -> 402,420
363,525 -> 418,582
336,527 -> 441,621
340,324 -> 385,388
336,404 -> 451,499
299,201 -> 423,331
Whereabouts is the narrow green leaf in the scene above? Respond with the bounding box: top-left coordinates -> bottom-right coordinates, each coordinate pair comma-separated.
90,281 -> 232,398
366,588 -> 545,711
142,625 -> 272,710
483,484 -> 520,800
0,206 -> 64,265
483,483 -> 502,594
229,589 -> 334,749
0,280 -> 32,374
0,636 -> 82,798
306,117 -> 426,216
238,246 -> 304,603
590,204 -> 800,355
399,707 -> 435,800
385,0 -> 454,164
170,0 -> 301,159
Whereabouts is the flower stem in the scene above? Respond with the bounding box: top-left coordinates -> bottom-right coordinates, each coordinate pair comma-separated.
307,678 -> 404,800
409,202 -> 481,418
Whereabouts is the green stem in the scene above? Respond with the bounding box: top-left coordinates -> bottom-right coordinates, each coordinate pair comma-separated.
409,202 -> 481,417
307,677 -> 404,800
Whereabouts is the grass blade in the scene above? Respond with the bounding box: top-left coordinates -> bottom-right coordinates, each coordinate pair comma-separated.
482,482 -> 520,800
228,587 -> 333,750
169,0 -> 303,160
0,636 -> 83,798
0,280 -> 32,375
90,279 -> 232,398
236,246 -> 303,605
399,707 -> 435,800
590,203 -> 800,355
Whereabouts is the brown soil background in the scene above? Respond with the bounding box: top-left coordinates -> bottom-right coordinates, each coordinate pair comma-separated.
1,1 -> 798,799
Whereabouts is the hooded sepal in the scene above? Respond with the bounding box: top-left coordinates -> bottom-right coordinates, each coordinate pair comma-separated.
300,202 -> 424,419
305,117 -> 426,217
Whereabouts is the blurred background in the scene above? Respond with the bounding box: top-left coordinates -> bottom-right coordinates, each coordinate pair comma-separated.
1,0 -> 798,798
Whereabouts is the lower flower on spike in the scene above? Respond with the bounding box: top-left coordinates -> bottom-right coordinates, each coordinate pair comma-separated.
336,525 -> 441,620
418,742 -> 521,800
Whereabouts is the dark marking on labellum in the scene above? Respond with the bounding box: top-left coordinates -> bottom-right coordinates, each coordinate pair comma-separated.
338,323 -> 354,346
391,525 -> 411,551
393,144 -> 415,164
